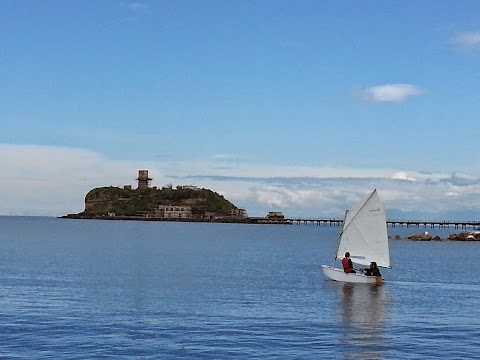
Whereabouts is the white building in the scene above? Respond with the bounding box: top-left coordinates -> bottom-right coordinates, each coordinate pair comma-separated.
156,205 -> 192,218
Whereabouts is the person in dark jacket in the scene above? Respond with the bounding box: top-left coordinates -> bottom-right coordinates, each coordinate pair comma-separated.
341,252 -> 356,273
361,262 -> 381,277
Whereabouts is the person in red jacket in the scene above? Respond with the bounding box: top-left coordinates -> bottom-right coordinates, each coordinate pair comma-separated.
341,252 -> 356,273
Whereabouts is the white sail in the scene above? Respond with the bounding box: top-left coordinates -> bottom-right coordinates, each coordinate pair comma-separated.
335,190 -> 390,268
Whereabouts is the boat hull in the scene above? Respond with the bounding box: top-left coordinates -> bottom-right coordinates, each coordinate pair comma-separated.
321,265 -> 382,284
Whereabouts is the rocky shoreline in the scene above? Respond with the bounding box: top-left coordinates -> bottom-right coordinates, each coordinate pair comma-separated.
392,231 -> 480,241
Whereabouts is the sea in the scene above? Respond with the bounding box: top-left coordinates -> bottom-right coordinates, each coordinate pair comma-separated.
1,216 -> 479,359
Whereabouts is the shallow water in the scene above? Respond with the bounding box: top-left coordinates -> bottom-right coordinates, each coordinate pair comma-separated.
0,217 -> 479,359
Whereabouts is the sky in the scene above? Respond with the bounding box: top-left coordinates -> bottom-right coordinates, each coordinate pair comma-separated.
1,1 -> 480,220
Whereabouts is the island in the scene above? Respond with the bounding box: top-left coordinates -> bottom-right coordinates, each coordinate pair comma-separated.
60,170 -> 290,224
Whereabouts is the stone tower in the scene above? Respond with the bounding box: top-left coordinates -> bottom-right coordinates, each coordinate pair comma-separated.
136,170 -> 152,189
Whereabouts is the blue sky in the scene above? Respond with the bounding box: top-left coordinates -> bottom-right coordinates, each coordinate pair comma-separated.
1,1 -> 480,219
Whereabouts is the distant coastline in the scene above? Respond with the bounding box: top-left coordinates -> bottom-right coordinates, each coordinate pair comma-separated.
391,231 -> 480,242
59,213 -> 292,225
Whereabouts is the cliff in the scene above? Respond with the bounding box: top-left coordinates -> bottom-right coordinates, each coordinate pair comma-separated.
68,186 -> 238,218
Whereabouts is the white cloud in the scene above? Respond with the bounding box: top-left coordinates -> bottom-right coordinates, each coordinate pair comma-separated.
210,153 -> 248,162
392,171 -> 416,181
363,84 -> 425,103
445,192 -> 459,197
451,31 -> 480,49
2,144 -> 480,219
0,144 -> 153,215
166,160 -> 395,179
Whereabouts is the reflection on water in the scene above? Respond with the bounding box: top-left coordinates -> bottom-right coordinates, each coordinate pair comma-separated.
336,282 -> 390,360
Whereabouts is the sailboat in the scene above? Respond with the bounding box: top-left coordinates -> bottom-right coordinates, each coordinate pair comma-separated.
322,189 -> 390,284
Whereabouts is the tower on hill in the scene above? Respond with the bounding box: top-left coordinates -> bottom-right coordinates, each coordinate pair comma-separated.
136,170 -> 152,189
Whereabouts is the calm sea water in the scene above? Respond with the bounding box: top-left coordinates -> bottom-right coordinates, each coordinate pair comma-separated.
1,216 -> 479,359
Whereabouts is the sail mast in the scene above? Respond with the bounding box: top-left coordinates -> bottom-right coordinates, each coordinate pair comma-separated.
334,209 -> 349,262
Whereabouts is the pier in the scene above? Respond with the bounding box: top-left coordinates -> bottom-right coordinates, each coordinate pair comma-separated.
287,218 -> 480,230
62,213 -> 479,229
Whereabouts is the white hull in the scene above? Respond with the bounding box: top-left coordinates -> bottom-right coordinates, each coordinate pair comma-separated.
321,265 -> 382,284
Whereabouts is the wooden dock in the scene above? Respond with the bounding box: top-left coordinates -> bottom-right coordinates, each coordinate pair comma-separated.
287,218 -> 480,230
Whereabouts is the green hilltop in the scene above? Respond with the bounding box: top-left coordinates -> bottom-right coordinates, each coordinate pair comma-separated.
73,185 -> 238,218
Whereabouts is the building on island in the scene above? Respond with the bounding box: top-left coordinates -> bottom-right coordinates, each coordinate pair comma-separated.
230,208 -> 247,219
156,205 -> 192,219
267,211 -> 285,219
136,170 -> 152,189
177,185 -> 199,190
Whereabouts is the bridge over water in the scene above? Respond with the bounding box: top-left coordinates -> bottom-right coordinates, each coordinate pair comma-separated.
287,218 -> 480,230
